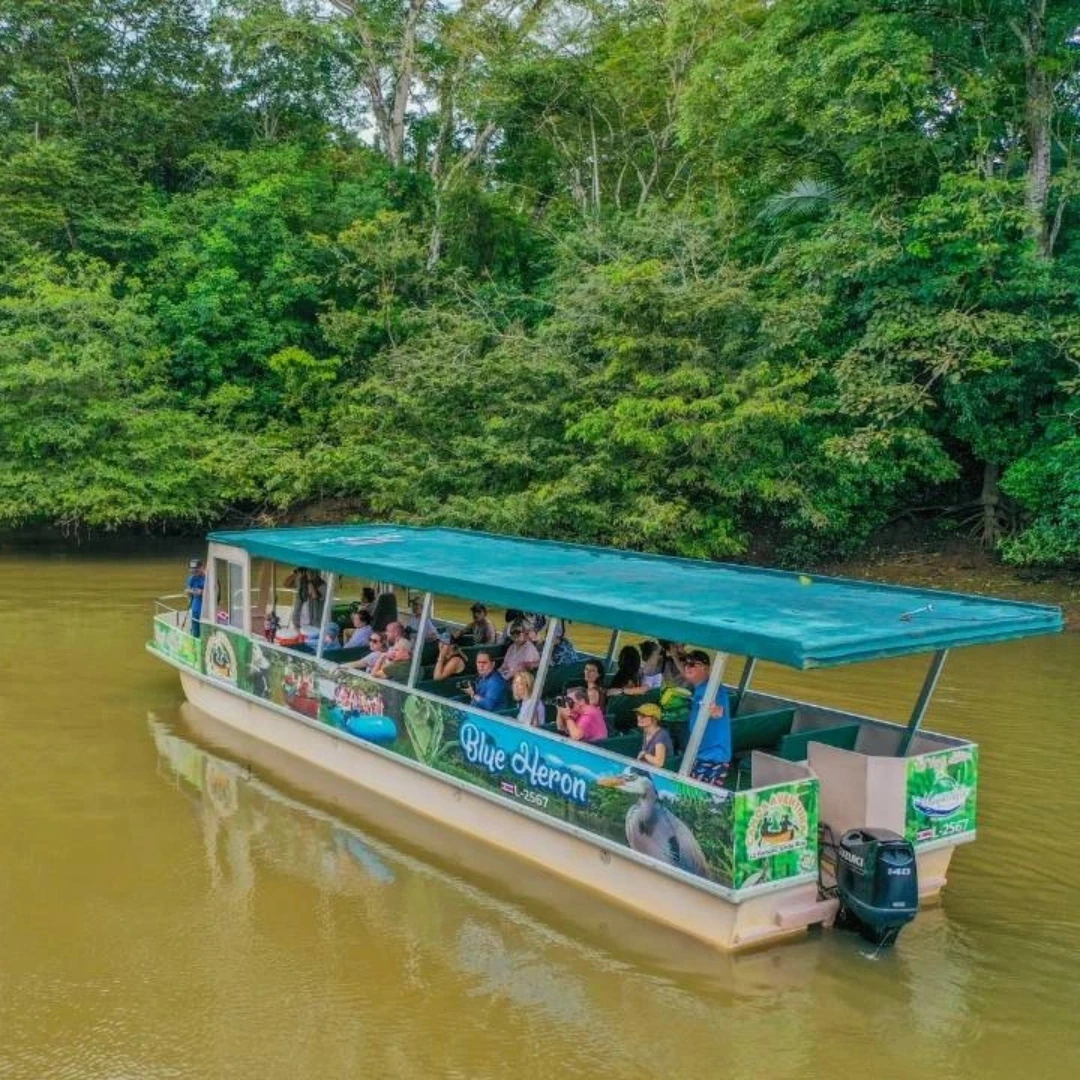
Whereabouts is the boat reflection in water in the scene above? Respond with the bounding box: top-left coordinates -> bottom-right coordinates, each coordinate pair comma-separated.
152,703 -> 826,999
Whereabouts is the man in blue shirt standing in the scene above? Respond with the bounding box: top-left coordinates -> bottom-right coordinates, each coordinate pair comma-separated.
467,650 -> 510,711
682,649 -> 732,786
185,557 -> 205,639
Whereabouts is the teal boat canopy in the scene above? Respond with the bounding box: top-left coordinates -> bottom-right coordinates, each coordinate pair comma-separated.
210,525 -> 1065,669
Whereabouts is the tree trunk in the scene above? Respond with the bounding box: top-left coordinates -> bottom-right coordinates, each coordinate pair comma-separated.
979,460 -> 1002,548
1013,2 -> 1052,257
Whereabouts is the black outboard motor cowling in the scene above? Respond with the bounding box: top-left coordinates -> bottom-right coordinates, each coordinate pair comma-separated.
835,827 -> 918,945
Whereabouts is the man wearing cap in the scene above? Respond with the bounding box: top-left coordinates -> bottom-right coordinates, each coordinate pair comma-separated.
682,649 -> 733,786
184,558 -> 205,639
635,703 -> 674,768
451,603 -> 496,646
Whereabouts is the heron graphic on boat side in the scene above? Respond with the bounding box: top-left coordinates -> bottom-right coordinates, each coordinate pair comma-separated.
598,768 -> 709,877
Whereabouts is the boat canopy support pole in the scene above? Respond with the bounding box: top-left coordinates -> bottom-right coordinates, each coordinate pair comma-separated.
733,656 -> 756,717
678,651 -> 730,777
897,649 -> 949,757
315,573 -> 337,660
604,630 -> 620,667
527,617 -> 559,722
407,592 -> 434,688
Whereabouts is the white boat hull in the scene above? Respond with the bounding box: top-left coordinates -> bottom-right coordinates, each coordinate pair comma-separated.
180,669 -> 833,952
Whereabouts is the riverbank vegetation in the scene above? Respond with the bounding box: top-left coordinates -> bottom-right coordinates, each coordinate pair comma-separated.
1,1 -> 1077,565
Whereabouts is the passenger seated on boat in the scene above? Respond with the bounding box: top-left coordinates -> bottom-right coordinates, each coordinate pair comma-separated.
555,687 -> 608,743
512,670 -> 545,727
498,621 -> 541,680
466,651 -> 510,711
346,632 -> 386,672
582,660 -> 607,709
635,703 -> 673,768
639,641 -> 664,690
607,645 -> 649,697
371,623 -> 411,679
432,640 -> 466,681
452,603 -> 497,646
549,620 -> 579,665
682,650 -> 732,787
344,609 -> 373,648
403,596 -> 439,642
357,586 -> 376,615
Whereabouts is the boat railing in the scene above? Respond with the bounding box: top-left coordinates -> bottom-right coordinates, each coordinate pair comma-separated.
154,595 -> 191,629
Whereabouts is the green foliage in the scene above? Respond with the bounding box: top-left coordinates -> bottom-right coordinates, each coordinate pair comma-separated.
0,0 -> 1076,565
1000,425 -> 1080,565
0,254 -> 279,529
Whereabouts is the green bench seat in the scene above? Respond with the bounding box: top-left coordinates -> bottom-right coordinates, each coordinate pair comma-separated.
731,707 -> 797,754
605,688 -> 664,733
416,675 -> 472,700
776,723 -> 860,761
595,732 -> 643,758
322,644 -> 371,664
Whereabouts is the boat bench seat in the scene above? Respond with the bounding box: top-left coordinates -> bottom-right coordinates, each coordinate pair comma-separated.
776,723 -> 860,761
730,708 -> 798,789
416,675 -> 471,701
595,732 -> 643,758
731,707 -> 797,754
542,660 -> 592,697
323,645 -> 371,664
605,688 -> 664,732
460,641 -> 508,661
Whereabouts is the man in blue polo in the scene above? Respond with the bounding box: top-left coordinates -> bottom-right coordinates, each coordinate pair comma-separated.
185,558 -> 205,639
682,649 -> 732,786
468,650 -> 509,711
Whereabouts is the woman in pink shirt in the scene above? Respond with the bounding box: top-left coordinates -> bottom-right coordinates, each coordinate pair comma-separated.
555,687 -> 608,743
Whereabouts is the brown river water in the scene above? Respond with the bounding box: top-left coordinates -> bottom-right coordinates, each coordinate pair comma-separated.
0,550 -> 1077,1080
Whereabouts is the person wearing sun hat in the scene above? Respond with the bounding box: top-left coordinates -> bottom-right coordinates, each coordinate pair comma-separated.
635,702 -> 674,768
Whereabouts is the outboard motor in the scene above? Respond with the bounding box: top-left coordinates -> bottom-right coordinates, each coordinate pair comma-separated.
836,827 -> 918,945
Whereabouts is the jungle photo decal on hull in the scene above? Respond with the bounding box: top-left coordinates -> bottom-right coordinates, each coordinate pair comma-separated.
163,625 -> 818,893
152,617 -> 200,668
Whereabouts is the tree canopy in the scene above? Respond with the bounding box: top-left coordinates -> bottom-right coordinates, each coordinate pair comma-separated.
1,0 -> 1077,564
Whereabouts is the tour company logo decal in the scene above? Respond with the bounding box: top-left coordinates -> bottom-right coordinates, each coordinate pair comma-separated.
204,629 -> 239,683
458,721 -> 589,805
910,779 -> 971,819
746,791 -> 809,859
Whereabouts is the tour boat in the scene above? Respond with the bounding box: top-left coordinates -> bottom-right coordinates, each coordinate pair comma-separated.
148,525 -> 1063,951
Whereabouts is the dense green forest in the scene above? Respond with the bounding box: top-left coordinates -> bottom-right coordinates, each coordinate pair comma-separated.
1,0 -> 1077,564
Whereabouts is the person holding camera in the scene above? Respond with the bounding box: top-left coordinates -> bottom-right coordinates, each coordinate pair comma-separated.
465,651 -> 509,711
555,687 -> 607,743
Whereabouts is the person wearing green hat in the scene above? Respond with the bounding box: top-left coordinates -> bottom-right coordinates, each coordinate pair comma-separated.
635,702 -> 674,769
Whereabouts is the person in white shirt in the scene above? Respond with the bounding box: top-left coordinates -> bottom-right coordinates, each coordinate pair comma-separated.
403,596 -> 439,642
499,621 -> 541,680
345,609 -> 373,648
347,632 -> 386,672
